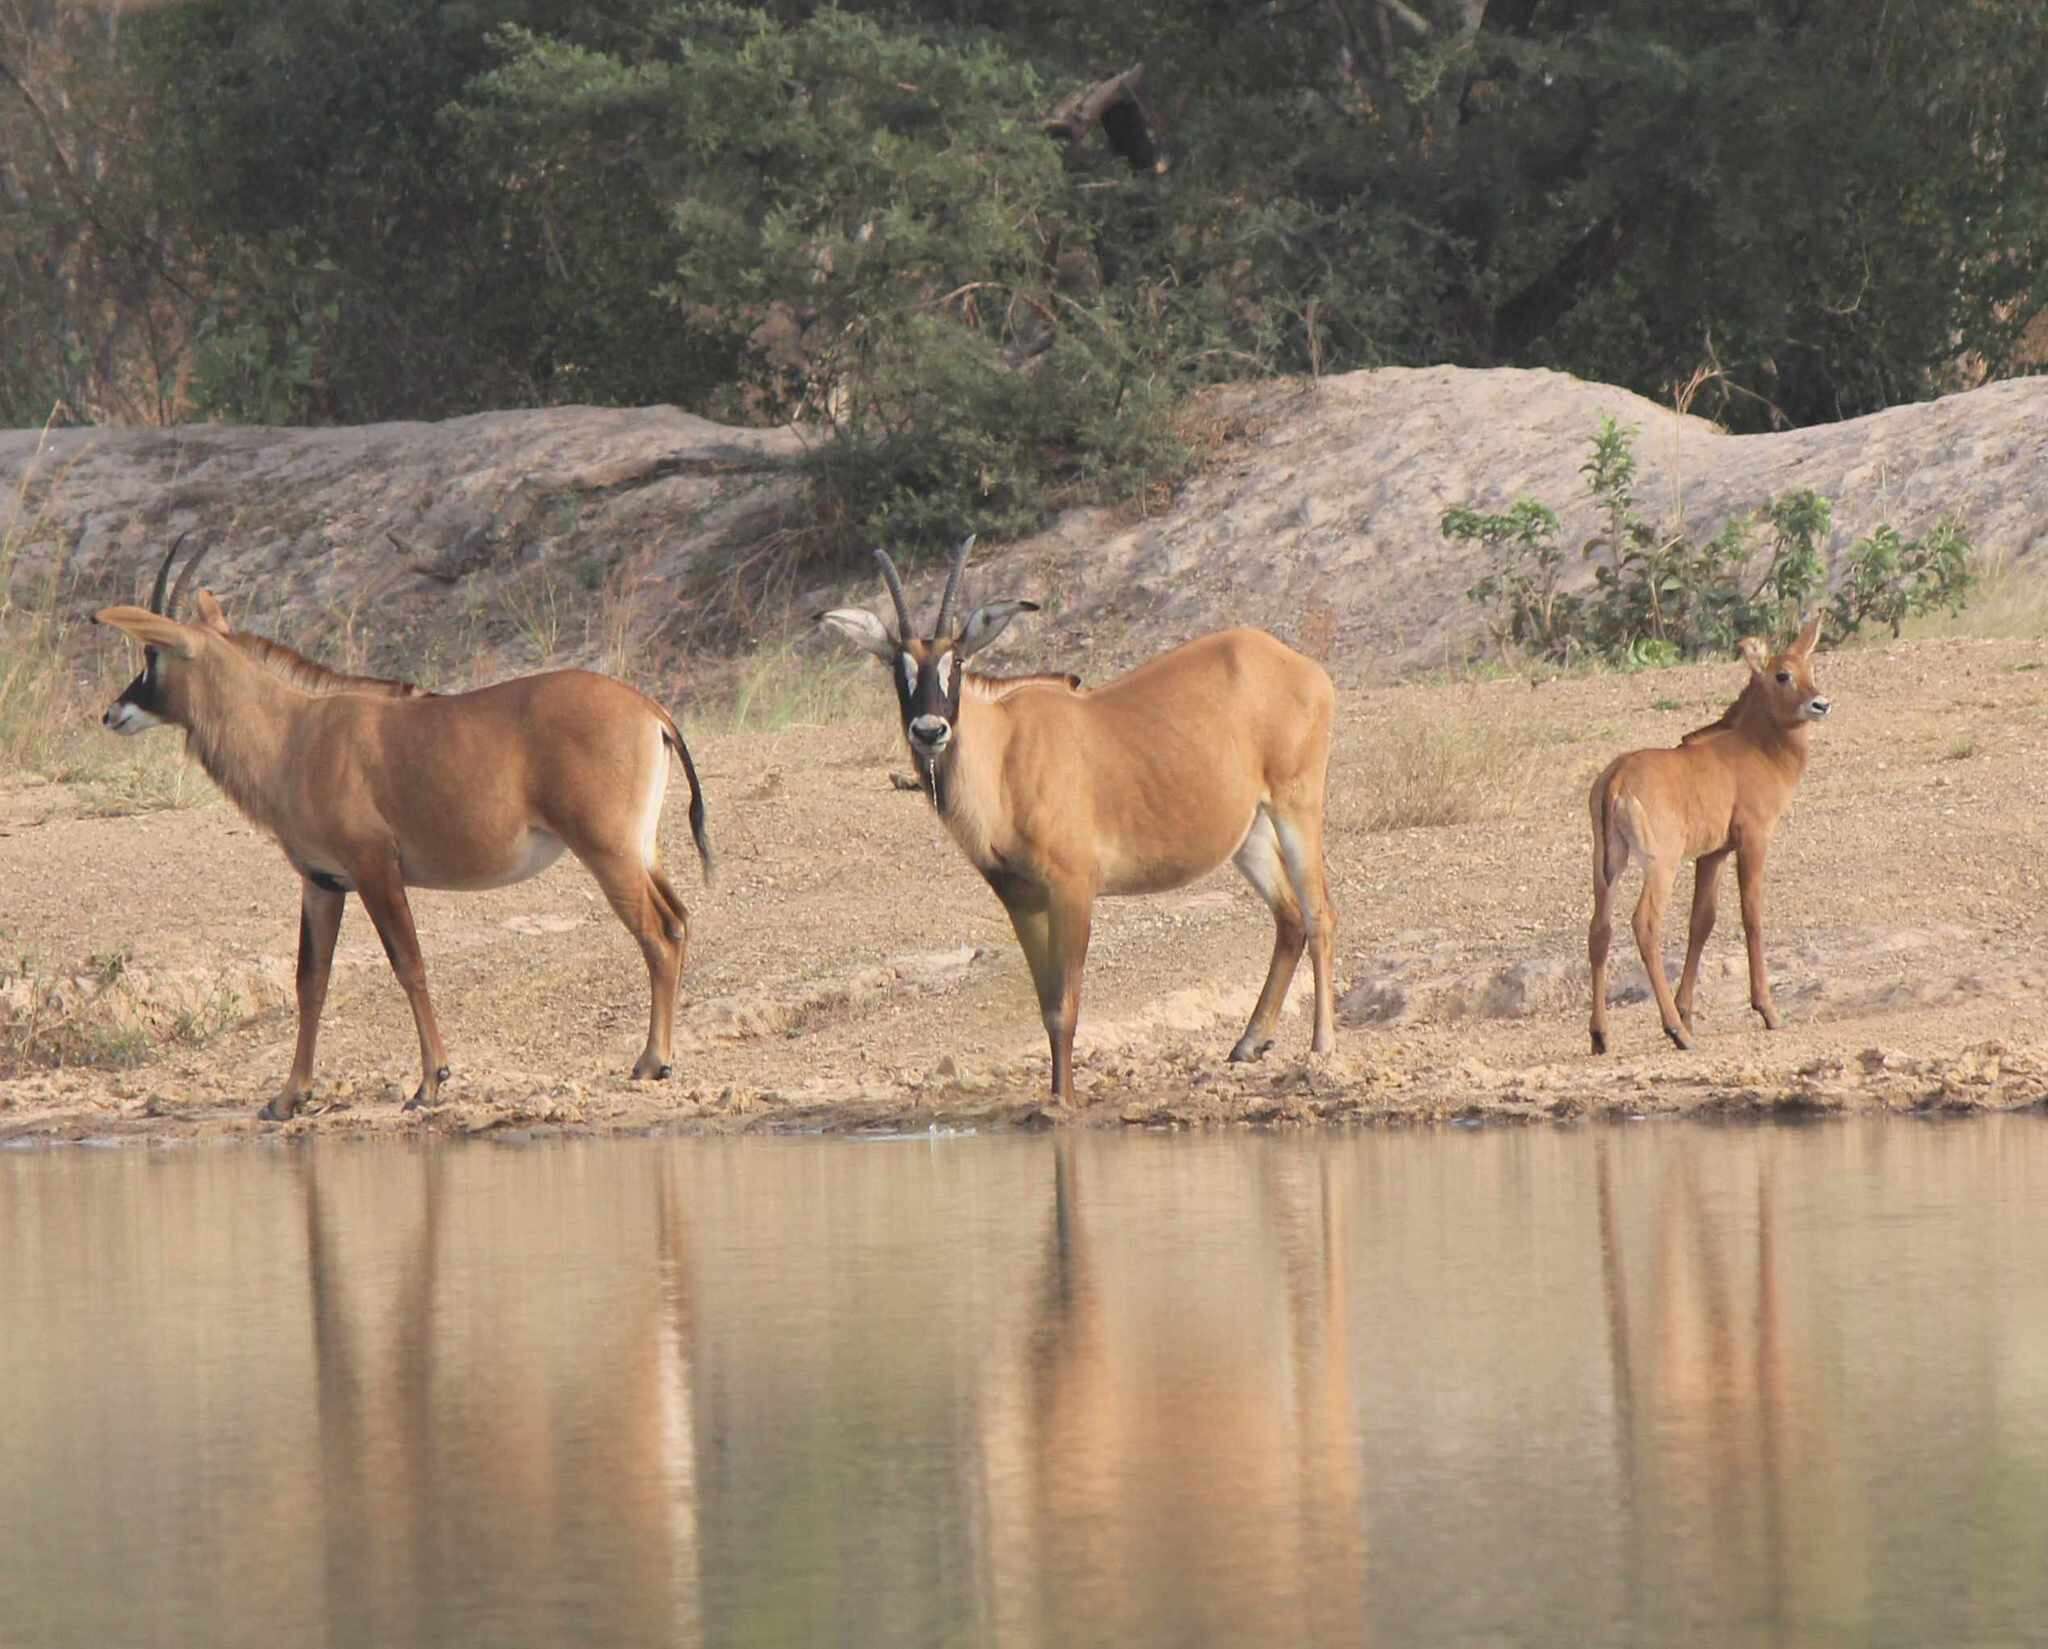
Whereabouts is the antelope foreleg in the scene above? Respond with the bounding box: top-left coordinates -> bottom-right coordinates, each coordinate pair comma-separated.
1001,883 -> 1094,1106
1675,848 -> 1730,1035
264,880 -> 346,1121
1735,841 -> 1781,1030
355,870 -> 451,1109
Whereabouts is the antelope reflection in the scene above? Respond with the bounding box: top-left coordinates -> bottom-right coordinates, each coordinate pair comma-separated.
293,1148 -> 702,1645
977,1138 -> 1368,1646
1597,1136 -> 1859,1631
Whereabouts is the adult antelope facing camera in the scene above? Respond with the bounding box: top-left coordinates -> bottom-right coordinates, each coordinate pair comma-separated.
1588,613 -> 1830,1054
97,538 -> 712,1120
820,536 -> 1338,1105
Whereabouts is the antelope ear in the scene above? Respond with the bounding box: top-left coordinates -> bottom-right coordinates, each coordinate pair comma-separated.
1791,610 -> 1823,657
194,588 -> 233,635
956,599 -> 1039,660
95,605 -> 202,658
817,606 -> 897,661
1738,635 -> 1771,674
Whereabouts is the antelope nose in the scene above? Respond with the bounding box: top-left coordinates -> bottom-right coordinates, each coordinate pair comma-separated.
1808,696 -> 1832,718
909,715 -> 951,748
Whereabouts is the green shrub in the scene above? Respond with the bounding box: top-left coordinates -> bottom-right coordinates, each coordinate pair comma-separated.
1831,519 -> 1974,638
1448,418 -> 1975,665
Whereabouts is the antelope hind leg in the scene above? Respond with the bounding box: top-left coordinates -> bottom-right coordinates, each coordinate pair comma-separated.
1269,804 -> 1338,1055
1229,813 -> 1306,1062
1628,855 -> 1692,1050
584,850 -> 685,1080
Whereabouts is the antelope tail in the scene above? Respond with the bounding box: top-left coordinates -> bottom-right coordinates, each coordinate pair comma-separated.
656,707 -> 714,884
1593,773 -> 1623,890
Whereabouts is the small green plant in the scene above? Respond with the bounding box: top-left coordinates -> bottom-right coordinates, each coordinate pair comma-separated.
1831,520 -> 1974,639
1449,419 -> 1975,666
1442,499 -> 1576,661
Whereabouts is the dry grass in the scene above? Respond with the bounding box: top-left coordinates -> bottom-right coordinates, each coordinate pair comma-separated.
0,424 -> 214,812
1894,548 -> 2048,643
707,640 -> 877,734
1345,718 -> 1541,832
0,948 -> 246,1081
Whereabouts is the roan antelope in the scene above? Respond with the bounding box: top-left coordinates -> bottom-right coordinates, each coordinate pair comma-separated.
1588,613 -> 1830,1054
97,538 -> 711,1119
819,537 -> 1337,1105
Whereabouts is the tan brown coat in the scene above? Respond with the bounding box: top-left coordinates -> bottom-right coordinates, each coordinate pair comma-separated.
97,569 -> 709,1118
822,539 -> 1338,1104
1588,614 -> 1830,1053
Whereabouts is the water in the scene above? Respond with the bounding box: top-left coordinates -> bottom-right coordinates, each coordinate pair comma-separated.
5,1119 -> 2048,1648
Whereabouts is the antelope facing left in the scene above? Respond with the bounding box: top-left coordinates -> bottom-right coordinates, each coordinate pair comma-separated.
820,536 -> 1338,1106
97,538 -> 712,1120
1587,612 -> 1830,1054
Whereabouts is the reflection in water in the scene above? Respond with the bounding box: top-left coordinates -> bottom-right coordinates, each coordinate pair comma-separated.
5,1120 -> 2048,1647
978,1139 -> 1365,1647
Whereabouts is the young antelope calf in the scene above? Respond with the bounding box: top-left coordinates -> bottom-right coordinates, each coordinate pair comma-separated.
820,536 -> 1338,1105
1588,613 -> 1830,1053
97,542 -> 711,1119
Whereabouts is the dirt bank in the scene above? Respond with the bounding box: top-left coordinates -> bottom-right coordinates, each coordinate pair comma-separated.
6,365 -> 2047,687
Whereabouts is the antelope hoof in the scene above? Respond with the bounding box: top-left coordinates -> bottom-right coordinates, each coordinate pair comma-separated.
258,1094 -> 302,1123
631,1054 -> 674,1081
1590,1029 -> 1608,1056
1663,1024 -> 1694,1051
1229,1034 -> 1276,1064
1754,1005 -> 1782,1031
404,1066 -> 452,1111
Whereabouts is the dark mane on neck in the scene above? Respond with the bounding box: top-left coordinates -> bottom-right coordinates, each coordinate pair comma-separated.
964,669 -> 1082,703
229,631 -> 429,698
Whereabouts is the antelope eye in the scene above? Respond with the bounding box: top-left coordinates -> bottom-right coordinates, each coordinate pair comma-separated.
1774,670 -> 1791,685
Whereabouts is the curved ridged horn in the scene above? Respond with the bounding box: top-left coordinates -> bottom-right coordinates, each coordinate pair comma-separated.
872,547 -> 914,640
934,533 -> 976,639
165,535 -> 214,619
147,531 -> 193,614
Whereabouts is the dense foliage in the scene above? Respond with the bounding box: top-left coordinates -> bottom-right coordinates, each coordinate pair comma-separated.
5,0 -> 2046,555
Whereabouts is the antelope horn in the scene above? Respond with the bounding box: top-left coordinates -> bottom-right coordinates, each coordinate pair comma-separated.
934,533 -> 976,638
165,535 -> 214,619
872,547 -> 914,641
147,531 -> 193,614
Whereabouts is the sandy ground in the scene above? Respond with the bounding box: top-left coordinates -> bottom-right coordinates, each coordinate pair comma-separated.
5,633 -> 2047,1142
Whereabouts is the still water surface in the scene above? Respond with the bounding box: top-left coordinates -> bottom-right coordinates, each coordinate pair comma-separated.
5,1119 -> 2048,1647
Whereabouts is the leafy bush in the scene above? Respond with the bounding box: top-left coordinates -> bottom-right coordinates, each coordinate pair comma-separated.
1448,418 -> 1975,665
1831,519 -> 1975,638
451,5 -> 1187,562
